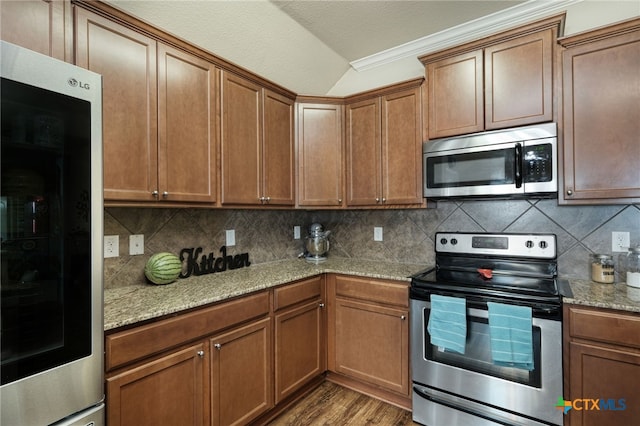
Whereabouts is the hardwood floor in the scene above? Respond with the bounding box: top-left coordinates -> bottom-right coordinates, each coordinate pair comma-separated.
268,381 -> 418,426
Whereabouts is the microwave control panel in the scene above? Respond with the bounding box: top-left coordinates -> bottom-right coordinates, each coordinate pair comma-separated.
523,143 -> 552,183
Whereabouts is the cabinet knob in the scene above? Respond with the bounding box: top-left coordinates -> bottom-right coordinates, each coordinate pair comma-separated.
319,303 -> 325,308
197,350 -> 205,358
214,343 -> 221,350
338,199 -> 342,204
382,198 -> 386,203
375,198 -> 380,203
566,189 -> 573,196
259,196 -> 265,202
265,197 -> 270,203
151,190 -> 159,198
162,191 -> 169,198
401,315 -> 406,321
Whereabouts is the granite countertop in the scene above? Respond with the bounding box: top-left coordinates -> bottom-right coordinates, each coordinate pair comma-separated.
566,279 -> 640,314
104,258 -> 640,331
104,257 -> 426,331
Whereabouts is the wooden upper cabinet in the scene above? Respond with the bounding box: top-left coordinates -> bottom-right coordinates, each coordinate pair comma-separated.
485,29 -> 553,130
297,103 -> 344,207
346,81 -> 423,207
1,0 -> 71,61
221,72 -> 262,205
381,86 -> 423,205
75,8 -> 159,202
75,7 -> 216,204
422,15 -> 563,139
427,50 -> 483,138
158,44 -> 216,203
221,73 -> 295,206
346,98 -> 381,206
263,90 -> 295,206
559,18 -> 640,204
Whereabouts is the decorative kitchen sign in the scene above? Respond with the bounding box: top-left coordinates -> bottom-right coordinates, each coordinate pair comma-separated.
179,245 -> 251,278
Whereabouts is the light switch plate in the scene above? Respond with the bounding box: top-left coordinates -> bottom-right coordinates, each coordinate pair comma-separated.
374,227 -> 383,242
104,235 -> 119,258
129,234 -> 144,255
226,229 -> 236,246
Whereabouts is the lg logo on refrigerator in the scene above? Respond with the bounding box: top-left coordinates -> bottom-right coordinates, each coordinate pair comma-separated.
68,77 -> 90,90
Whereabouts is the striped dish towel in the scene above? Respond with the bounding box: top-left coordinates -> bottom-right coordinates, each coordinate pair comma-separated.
487,302 -> 534,370
427,295 -> 467,354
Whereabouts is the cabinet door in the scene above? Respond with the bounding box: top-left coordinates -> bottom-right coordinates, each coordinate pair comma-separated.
75,8 -> 159,202
158,43 -> 216,203
297,103 -> 344,207
382,87 -> 423,205
568,341 -> 640,425
561,29 -> 640,203
210,317 -> 272,426
485,29 -> 553,130
1,0 -> 70,61
333,298 -> 409,396
274,299 -> 325,404
263,90 -> 295,206
346,98 -> 381,206
221,72 -> 262,205
427,50 -> 483,139
106,343 -> 206,426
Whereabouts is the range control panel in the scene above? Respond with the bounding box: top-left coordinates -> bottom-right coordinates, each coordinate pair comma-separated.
435,232 -> 556,259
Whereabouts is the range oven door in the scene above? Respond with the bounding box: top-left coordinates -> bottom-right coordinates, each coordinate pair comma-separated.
410,296 -> 563,426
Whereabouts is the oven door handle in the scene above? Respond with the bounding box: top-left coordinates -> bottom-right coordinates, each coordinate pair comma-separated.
413,386 -> 515,426
515,142 -> 523,188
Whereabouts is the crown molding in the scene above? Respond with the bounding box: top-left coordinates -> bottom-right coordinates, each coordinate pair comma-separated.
350,0 -> 582,72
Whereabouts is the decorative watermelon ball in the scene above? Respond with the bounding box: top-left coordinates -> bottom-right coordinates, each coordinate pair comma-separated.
144,252 -> 182,285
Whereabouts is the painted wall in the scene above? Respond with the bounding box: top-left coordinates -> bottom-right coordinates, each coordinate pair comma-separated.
328,1 -> 640,96
104,201 -> 640,289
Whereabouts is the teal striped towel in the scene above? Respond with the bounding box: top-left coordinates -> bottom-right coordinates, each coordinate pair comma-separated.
427,295 -> 467,354
487,302 -> 534,370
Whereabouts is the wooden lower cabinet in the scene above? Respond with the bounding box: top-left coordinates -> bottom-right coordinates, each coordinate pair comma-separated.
564,304 -> 640,425
210,318 -> 273,426
106,343 -> 207,426
327,274 -> 410,408
274,276 -> 326,404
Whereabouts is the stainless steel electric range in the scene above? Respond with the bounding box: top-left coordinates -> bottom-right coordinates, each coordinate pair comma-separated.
410,232 -> 572,426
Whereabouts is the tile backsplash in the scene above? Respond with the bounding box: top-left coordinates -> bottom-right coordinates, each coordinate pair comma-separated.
104,201 -> 640,289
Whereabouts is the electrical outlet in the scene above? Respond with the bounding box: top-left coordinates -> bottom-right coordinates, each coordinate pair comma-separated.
612,231 -> 630,252
104,235 -> 119,258
374,227 -> 383,242
226,229 -> 236,246
294,226 -> 301,240
129,234 -> 144,255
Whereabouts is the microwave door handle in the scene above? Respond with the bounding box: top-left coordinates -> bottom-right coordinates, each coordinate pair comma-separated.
515,143 -> 523,188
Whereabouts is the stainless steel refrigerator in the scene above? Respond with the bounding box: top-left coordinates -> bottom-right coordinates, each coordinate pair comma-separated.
1,40 -> 104,426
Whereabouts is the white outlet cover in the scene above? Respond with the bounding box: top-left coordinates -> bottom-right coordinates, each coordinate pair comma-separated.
294,226 -> 301,240
374,227 -> 383,242
104,235 -> 119,258
226,229 -> 236,246
129,234 -> 144,255
612,231 -> 630,252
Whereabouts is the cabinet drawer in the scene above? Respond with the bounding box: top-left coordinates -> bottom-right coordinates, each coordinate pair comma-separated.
568,306 -> 640,349
335,275 -> 408,307
274,276 -> 323,311
106,291 -> 269,371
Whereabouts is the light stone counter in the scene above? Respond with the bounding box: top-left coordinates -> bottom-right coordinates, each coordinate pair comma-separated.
104,257 -> 426,331
566,279 -> 640,314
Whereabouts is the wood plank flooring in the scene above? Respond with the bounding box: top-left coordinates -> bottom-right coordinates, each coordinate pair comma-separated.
268,381 -> 419,426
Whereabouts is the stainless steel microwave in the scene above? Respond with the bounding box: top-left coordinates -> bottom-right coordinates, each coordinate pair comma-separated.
423,123 -> 557,199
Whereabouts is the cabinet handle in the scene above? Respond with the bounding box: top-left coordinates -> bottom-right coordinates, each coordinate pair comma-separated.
401,315 -> 406,321
214,343 -> 222,350
319,303 -> 325,308
375,198 -> 380,203
162,191 -> 169,198
265,197 -> 270,203
338,199 -> 342,204
566,189 -> 573,196
382,198 -> 386,203
259,196 -> 265,203
197,350 -> 204,358
151,190 -> 159,198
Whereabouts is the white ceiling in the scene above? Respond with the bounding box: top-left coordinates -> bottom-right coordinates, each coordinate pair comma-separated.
106,0 -> 577,95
